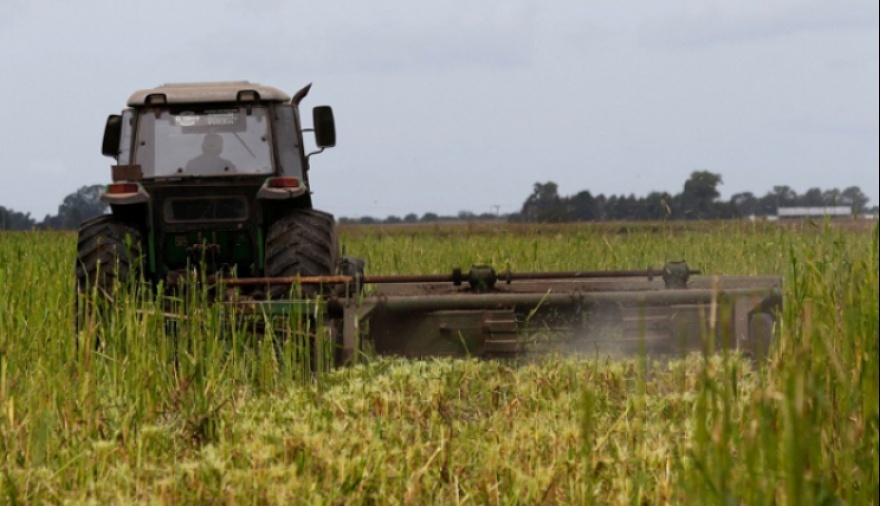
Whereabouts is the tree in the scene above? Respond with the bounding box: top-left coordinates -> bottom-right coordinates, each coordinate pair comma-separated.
604,195 -> 622,221
840,186 -> 869,211
593,194 -> 608,221
617,194 -> 640,221
770,186 -> 798,208
41,184 -> 108,230
730,192 -> 758,218
755,192 -> 779,216
569,191 -> 601,221
642,192 -> 674,220
679,171 -> 724,220
512,175 -> 865,224
802,187 -> 825,207
520,182 -> 570,223
821,188 -> 842,206
0,206 -> 36,230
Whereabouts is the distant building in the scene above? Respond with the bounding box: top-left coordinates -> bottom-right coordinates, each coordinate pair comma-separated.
747,215 -> 779,222
776,206 -> 852,219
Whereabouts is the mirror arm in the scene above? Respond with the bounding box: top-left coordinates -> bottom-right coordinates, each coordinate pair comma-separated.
303,127 -> 321,158
306,147 -> 325,160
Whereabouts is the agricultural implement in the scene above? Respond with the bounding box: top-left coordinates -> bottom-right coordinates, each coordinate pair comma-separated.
79,81 -> 782,365
222,262 -> 782,364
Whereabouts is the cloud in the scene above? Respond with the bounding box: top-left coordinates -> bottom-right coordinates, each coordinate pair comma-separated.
640,0 -> 878,48
186,1 -> 536,75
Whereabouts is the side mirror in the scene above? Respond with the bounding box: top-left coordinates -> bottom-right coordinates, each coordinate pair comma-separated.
102,115 -> 123,157
312,106 -> 336,148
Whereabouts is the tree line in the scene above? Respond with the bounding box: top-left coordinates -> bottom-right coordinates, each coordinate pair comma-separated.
1,174 -> 876,231
1,185 -> 107,231
511,171 -> 874,223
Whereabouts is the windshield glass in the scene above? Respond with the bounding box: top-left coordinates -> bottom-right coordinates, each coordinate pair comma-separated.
135,106 -> 273,177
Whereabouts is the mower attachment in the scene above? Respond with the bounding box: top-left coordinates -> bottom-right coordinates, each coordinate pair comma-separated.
227,262 -> 782,364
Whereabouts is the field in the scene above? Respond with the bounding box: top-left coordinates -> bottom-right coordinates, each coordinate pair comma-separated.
0,220 -> 877,505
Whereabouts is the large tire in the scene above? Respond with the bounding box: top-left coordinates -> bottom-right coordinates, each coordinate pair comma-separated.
264,209 -> 339,300
75,215 -> 144,297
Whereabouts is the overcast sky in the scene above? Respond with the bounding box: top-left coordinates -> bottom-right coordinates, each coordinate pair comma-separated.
1,0 -> 877,219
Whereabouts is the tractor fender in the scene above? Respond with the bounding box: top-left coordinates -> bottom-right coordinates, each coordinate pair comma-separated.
100,186 -> 151,205
257,185 -> 309,200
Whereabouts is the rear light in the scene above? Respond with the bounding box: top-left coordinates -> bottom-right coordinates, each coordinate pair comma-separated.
268,177 -> 299,188
107,183 -> 139,194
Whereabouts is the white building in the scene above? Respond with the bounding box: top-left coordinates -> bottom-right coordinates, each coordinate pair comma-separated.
776,206 -> 852,219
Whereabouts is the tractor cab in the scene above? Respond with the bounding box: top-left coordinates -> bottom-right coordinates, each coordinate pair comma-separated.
83,81 -> 339,288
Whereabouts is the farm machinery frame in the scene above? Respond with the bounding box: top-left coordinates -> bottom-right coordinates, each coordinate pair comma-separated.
77,81 -> 782,365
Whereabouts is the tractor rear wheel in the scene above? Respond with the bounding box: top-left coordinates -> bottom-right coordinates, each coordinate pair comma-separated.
75,215 -> 144,298
264,209 -> 339,300
265,209 -> 342,367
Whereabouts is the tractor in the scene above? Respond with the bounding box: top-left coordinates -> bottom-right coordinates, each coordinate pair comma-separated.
78,81 -> 782,366
77,81 -> 340,300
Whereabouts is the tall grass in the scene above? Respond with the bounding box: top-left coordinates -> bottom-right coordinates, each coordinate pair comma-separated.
0,221 -> 876,504
0,234 -> 322,502
681,221 -> 878,505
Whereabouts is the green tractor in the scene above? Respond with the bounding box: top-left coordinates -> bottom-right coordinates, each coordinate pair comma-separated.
76,81 -> 341,299
77,81 -> 783,366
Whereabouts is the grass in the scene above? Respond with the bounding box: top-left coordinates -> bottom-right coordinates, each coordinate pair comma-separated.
0,220 -> 876,504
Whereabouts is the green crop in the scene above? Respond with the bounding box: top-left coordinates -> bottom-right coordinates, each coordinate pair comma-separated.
0,220 -> 876,504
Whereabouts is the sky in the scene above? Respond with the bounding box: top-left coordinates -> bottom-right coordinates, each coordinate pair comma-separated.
1,0 -> 877,220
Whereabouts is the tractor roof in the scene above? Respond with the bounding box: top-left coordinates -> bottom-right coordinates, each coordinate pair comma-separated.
127,81 -> 291,106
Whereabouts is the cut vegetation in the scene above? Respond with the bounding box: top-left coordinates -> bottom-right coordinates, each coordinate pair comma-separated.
0,221 -> 876,504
